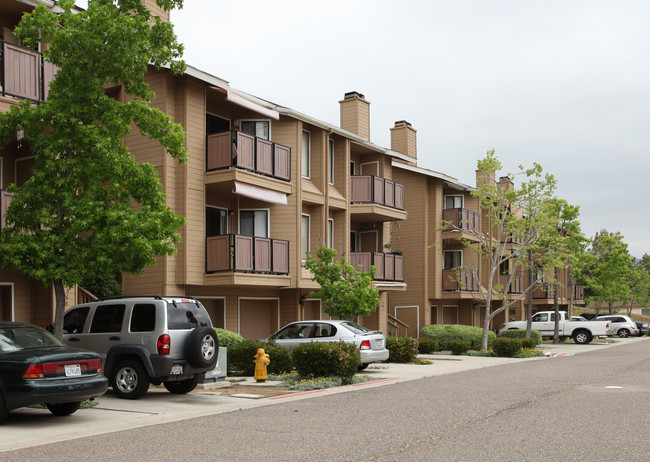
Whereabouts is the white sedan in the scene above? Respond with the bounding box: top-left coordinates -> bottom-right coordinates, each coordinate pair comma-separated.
267,320 -> 389,369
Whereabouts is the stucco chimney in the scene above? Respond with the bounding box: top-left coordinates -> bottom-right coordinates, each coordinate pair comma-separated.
390,120 -> 417,160
339,91 -> 370,140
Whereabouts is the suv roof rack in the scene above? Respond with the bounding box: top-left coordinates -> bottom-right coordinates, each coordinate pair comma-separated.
96,295 -> 198,302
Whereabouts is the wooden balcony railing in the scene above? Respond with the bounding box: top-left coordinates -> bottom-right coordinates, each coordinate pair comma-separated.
1,39 -> 56,102
572,285 -> 584,300
442,268 -> 480,292
206,234 -> 289,274
206,130 -> 291,181
498,273 -> 524,294
502,232 -> 525,245
442,208 -> 481,234
349,251 -> 404,282
533,283 -> 555,299
1,189 -> 13,232
350,175 -> 405,211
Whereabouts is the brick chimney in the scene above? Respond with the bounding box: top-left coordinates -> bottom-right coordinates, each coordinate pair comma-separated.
339,91 -> 370,140
475,169 -> 495,188
390,120 -> 417,160
141,0 -> 170,21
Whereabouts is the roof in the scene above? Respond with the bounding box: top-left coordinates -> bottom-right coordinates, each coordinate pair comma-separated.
391,160 -> 474,191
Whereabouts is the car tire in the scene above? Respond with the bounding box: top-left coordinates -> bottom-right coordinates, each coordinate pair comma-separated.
618,329 -> 630,338
573,330 -> 592,344
357,363 -> 369,371
163,375 -> 200,394
46,401 -> 81,416
112,360 -> 150,400
0,392 -> 8,423
186,327 -> 219,369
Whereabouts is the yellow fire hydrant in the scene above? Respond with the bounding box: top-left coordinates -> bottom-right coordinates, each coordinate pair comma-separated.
254,348 -> 271,383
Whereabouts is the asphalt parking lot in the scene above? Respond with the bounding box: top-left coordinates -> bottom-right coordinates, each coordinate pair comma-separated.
0,336 -> 646,453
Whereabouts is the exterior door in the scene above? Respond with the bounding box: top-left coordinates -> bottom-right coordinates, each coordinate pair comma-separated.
395,306 -> 419,338
302,300 -> 321,320
239,299 -> 277,340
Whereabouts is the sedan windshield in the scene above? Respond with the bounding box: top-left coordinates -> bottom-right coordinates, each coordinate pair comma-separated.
0,326 -> 64,352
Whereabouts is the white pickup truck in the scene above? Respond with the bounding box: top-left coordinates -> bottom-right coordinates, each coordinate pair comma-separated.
500,311 -> 610,344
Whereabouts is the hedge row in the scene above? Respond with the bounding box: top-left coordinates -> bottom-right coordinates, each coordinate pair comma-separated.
498,328 -> 543,345
420,324 -> 495,351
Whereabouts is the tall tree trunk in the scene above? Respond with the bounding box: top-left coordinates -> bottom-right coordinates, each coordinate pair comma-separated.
525,249 -> 533,339
53,279 -> 66,340
553,266 -> 560,344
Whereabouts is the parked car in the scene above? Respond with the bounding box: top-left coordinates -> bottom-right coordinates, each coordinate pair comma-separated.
267,320 -> 389,369
592,314 -> 639,338
634,321 -> 649,336
62,296 -> 218,399
0,321 -> 108,423
500,311 -> 610,344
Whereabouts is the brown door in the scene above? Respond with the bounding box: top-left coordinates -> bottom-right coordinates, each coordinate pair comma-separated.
442,306 -> 458,324
302,300 -> 321,320
395,306 -> 419,337
239,299 -> 277,340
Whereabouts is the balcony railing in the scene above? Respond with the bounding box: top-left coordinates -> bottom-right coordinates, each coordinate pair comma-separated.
349,251 -> 404,282
442,208 -> 481,234
206,130 -> 291,181
350,175 -> 405,211
572,285 -> 584,300
1,189 -> 13,232
498,273 -> 524,294
502,232 -> 525,245
1,39 -> 56,103
206,234 -> 289,274
533,283 -> 555,299
442,268 -> 479,292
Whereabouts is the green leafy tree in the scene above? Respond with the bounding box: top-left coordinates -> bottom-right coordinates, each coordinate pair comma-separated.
581,230 -> 634,315
628,260 -> 650,312
304,246 -> 380,320
455,150 -> 561,351
0,0 -> 187,338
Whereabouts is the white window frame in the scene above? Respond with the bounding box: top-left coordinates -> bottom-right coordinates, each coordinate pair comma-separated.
238,208 -> 270,238
328,218 -> 334,248
443,250 -> 463,269
240,119 -> 271,140
302,130 -> 311,178
444,195 -> 464,209
328,138 -> 334,185
360,161 -> 379,176
301,214 -> 311,261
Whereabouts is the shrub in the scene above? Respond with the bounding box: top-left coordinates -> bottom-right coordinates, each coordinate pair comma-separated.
499,328 -> 543,345
492,337 -> 523,357
227,340 -> 294,376
421,324 -> 496,350
386,337 -> 419,363
214,328 -> 244,349
292,341 -> 360,384
521,338 -> 537,349
417,337 -> 440,354
447,339 -> 471,355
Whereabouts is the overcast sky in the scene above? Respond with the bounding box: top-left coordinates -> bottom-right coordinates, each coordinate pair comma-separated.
88,1 -> 650,258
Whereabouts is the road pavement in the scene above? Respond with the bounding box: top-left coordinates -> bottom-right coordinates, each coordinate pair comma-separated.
1,336 -> 648,460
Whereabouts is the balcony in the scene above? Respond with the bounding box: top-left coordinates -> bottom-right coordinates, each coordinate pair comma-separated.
349,252 -> 404,282
572,285 -> 585,300
206,130 -> 291,181
498,273 -> 524,294
1,40 -> 56,103
442,208 -> 481,234
350,175 -> 406,222
533,283 -> 555,299
1,189 -> 13,232
206,234 -> 289,274
442,268 -> 479,292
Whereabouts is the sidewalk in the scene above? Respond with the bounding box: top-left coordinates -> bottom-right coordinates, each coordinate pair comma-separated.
0,336 -> 645,453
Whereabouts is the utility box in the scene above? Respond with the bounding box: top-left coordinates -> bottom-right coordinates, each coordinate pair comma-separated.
201,347 -> 227,383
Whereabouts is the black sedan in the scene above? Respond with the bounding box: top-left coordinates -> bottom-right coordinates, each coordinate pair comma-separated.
0,321 -> 108,423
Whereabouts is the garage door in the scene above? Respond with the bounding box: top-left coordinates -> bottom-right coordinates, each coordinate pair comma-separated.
239,299 -> 277,340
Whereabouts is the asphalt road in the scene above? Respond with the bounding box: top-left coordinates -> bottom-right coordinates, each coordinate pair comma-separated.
5,340 -> 650,461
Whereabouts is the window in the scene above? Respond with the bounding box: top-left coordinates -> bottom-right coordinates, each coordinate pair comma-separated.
314,323 -> 337,338
206,207 -> 228,237
240,210 -> 269,238
90,304 -> 125,333
273,322 -> 314,339
302,214 -> 310,261
241,120 -> 270,140
63,306 -> 89,334
350,161 -> 355,176
302,130 -> 310,178
444,195 -> 464,209
443,250 -> 462,270
206,113 -> 230,136
328,218 -> 334,248
328,139 -> 334,184
350,231 -> 357,252
130,304 -> 156,332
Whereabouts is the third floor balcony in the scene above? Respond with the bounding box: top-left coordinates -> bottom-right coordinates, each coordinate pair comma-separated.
442,208 -> 481,235
1,39 -> 56,103
350,175 -> 406,222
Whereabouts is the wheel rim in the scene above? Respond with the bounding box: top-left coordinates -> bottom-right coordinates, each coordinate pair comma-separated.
576,333 -> 587,343
619,329 -> 629,338
115,367 -> 138,393
200,334 -> 216,361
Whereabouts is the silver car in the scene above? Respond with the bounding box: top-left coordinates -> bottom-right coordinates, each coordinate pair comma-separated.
594,314 -> 639,338
268,320 -> 389,369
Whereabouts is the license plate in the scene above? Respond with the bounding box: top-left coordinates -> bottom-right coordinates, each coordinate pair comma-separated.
170,364 -> 183,375
64,364 -> 81,377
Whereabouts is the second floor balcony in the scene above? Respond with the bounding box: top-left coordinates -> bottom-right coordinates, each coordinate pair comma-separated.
442,208 -> 481,234
206,234 -> 289,275
442,268 -> 480,292
349,251 -> 404,282
207,130 -> 291,182
1,39 -> 56,103
572,285 -> 585,300
498,273 -> 524,294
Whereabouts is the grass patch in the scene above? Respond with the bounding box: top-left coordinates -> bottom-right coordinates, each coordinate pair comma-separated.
271,373 -> 375,391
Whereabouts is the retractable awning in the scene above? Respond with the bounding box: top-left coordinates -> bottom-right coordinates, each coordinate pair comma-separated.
210,87 -> 280,120
233,181 -> 287,205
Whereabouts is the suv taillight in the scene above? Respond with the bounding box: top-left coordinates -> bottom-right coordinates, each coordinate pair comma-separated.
360,339 -> 371,350
157,334 -> 171,355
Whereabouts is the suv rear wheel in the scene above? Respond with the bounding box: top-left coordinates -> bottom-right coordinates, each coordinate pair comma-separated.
186,327 -> 219,369
163,375 -> 199,394
112,359 -> 150,399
